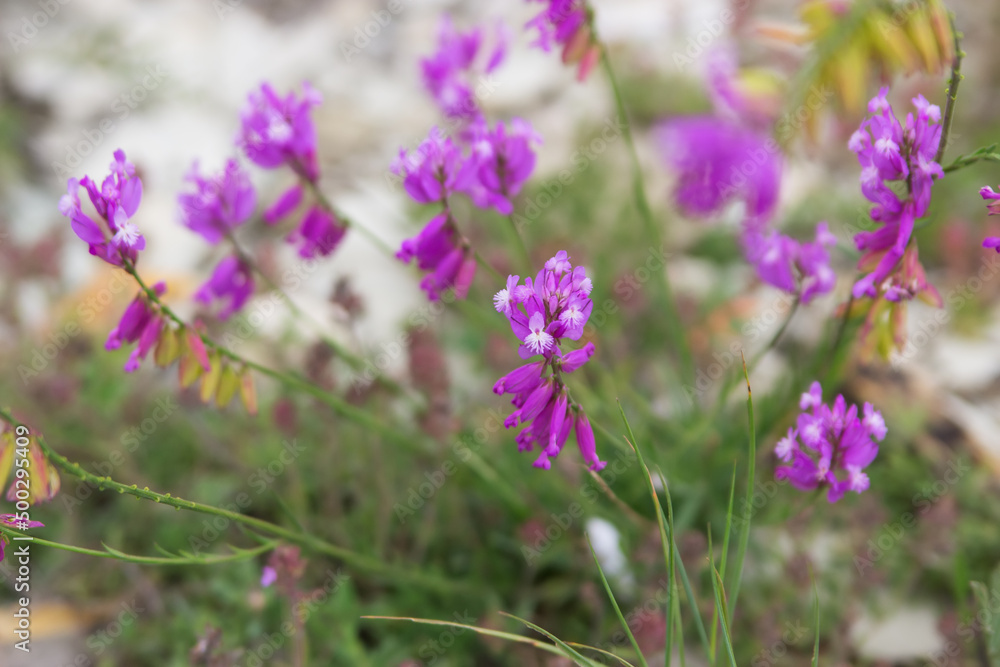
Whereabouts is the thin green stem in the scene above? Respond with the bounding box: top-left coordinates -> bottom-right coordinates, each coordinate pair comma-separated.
934,15 -> 963,165
122,259 -> 436,457
0,527 -> 276,566
505,214 -> 532,274
599,47 -> 694,386
0,407 -> 467,595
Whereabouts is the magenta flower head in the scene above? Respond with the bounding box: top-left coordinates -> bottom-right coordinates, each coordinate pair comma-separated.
494,251 -> 604,471
775,381 -> 886,503
238,82 -> 322,182
421,16 -> 508,119
525,0 -> 600,81
397,212 -> 476,302
59,149 -> 145,266
466,118 -> 542,214
178,159 -> 256,244
849,87 -> 943,299
742,222 -> 837,304
288,205 -> 347,259
655,117 -> 781,225
106,282 -> 167,372
195,256 -> 254,320
391,127 -> 471,205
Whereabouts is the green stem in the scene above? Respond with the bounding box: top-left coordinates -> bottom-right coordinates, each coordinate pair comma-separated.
222,229 -> 411,398
505,214 -> 532,274
122,260 -> 436,457
0,527 -> 276,566
599,47 -> 693,386
0,407 -> 467,595
934,16 -> 963,165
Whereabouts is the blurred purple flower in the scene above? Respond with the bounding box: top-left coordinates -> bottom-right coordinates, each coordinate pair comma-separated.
106,282 -> 167,372
397,213 -> 476,302
178,159 -> 256,244
775,381 -> 886,503
655,117 -> 781,225
195,256 -> 255,320
466,118 -> 541,214
238,82 -> 322,182
742,222 -> 837,303
421,16 -> 507,119
525,0 -> 599,81
391,128 -> 472,205
288,205 -> 347,259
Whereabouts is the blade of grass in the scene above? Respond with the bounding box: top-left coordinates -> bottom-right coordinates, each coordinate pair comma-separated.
362,616 -> 581,661
587,535 -> 650,667
811,574 -> 821,667
500,612 -> 605,667
615,401 -> 687,665
711,467 -> 738,662
708,559 -> 738,667
727,353 -> 756,619
567,642 -> 636,667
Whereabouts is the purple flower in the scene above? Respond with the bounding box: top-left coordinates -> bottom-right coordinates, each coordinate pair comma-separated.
850,88 -> 943,299
238,82 -> 322,182
178,159 -> 256,244
984,237 -> 1000,252
774,381 -> 886,503
525,0 -> 600,81
980,186 -> 1000,226
466,118 -> 541,214
195,256 -> 255,320
655,117 -> 781,225
742,222 -> 837,304
264,184 -> 304,225
59,150 -> 145,266
397,212 -> 476,301
106,282 -> 167,372
421,16 -> 508,119
288,205 -> 347,259
494,252 -> 604,471
391,128 -> 472,205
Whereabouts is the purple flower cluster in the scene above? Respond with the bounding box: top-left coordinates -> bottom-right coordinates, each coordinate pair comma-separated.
238,82 -> 322,182
195,257 -> 254,320
397,16 -> 545,302
980,186 -> 1000,251
59,150 -> 145,267
494,251 -> 604,471
525,0 -> 600,81
775,382 -> 886,503
742,222 -> 837,305
421,16 -> 507,120
656,117 -> 781,224
178,159 -> 256,245
397,213 -> 476,301
849,87 -> 943,299
106,282 -> 167,372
